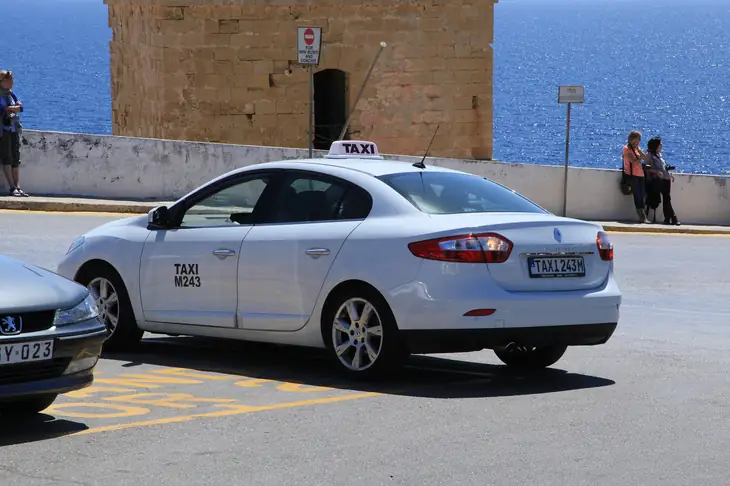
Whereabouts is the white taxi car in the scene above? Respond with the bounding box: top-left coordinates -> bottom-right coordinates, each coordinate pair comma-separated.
57,141 -> 621,377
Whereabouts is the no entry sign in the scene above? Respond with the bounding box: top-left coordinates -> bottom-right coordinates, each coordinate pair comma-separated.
297,26 -> 322,65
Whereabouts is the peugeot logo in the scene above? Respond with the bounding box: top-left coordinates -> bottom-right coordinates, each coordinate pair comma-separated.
553,228 -> 562,243
0,316 -> 22,335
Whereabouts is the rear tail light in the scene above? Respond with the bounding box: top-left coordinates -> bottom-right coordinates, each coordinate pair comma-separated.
596,231 -> 614,261
408,233 -> 513,263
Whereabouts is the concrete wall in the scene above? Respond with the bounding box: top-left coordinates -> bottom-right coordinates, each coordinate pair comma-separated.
13,130 -> 730,226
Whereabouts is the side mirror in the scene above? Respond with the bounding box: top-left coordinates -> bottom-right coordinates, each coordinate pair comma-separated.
147,206 -> 170,229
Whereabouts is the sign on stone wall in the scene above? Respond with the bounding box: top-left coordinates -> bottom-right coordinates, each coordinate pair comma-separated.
297,26 -> 322,65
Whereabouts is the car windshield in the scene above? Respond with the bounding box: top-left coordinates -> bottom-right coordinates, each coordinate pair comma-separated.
377,171 -> 547,215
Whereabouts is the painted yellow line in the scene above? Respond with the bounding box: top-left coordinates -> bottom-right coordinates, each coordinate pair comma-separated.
0,209 -> 141,217
606,230 -> 730,237
4,208 -> 728,236
68,391 -> 380,436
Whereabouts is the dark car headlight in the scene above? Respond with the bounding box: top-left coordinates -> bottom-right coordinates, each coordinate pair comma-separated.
54,293 -> 100,326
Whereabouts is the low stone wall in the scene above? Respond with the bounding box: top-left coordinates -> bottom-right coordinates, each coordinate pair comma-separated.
12,130 -> 730,225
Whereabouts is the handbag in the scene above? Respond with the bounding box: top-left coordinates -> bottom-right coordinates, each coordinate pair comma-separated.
620,150 -> 633,195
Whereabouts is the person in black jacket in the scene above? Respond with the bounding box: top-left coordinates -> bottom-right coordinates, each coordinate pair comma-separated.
645,136 -> 680,226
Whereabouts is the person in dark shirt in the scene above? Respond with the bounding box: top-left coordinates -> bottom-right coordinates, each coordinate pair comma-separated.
645,136 -> 679,225
0,70 -> 29,197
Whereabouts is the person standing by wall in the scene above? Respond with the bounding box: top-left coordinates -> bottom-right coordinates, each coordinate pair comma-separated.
0,70 -> 29,197
623,130 -> 647,223
645,136 -> 680,226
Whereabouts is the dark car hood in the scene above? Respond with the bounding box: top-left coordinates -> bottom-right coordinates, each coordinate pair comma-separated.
0,255 -> 88,313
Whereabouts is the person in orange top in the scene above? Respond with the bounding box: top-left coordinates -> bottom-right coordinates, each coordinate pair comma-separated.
622,130 -> 649,223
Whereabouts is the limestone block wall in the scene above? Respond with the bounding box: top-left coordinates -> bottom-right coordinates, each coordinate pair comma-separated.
104,0 -> 498,160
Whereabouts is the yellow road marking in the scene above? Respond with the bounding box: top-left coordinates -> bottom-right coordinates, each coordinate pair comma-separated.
1,208 -> 728,236
606,230 -> 730,237
104,393 -> 237,409
48,402 -> 150,419
0,209 -> 142,217
150,368 -> 237,381
65,386 -> 138,398
68,392 -> 380,436
234,378 -> 274,388
275,383 -> 333,393
95,373 -> 204,388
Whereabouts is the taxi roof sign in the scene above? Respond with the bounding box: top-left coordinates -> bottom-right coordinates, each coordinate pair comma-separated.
325,140 -> 383,160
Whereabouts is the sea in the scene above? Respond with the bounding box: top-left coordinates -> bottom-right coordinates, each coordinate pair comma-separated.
3,0 -> 729,174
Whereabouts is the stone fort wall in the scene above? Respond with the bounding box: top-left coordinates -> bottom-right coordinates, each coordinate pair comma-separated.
104,0 -> 498,160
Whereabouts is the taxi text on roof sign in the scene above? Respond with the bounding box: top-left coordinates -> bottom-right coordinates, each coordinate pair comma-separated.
325,141 -> 384,160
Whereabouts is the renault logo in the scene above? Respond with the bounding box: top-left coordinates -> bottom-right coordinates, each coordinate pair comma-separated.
0,316 -> 22,335
553,228 -> 562,243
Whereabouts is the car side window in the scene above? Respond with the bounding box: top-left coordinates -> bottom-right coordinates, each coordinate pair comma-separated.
270,174 -> 372,224
180,176 -> 271,228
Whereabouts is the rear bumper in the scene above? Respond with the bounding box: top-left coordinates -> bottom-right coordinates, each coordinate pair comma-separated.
0,318 -> 108,401
387,263 -> 622,331
401,323 -> 618,354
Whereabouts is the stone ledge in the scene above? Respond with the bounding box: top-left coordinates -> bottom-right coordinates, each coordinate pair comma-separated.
0,197 -> 171,214
597,221 -> 730,235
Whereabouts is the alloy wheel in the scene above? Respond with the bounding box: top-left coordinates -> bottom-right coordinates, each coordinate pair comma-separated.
332,297 -> 384,372
88,277 -> 120,335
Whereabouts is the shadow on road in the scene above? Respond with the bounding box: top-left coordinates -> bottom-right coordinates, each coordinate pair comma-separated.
0,413 -> 88,446
103,335 -> 615,399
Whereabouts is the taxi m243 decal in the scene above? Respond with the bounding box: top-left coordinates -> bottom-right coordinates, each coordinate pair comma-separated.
174,263 -> 202,288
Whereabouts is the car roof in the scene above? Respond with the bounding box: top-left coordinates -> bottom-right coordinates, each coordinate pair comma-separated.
244,157 -> 464,178
184,140 -> 478,200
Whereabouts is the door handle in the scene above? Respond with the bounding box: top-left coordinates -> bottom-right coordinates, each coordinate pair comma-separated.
213,248 -> 237,259
305,248 -> 330,257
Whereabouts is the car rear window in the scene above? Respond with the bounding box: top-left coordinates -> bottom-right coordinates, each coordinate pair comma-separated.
377,171 -> 546,215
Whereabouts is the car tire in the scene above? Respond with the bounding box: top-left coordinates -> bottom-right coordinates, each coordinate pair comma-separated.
322,286 -> 408,379
0,393 -> 58,417
77,264 -> 143,351
494,344 -> 568,369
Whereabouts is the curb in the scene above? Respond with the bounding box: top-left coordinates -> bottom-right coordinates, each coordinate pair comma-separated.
0,200 -> 156,214
601,224 -> 730,235
1,200 -> 728,235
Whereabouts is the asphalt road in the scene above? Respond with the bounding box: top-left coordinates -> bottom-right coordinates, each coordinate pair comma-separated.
0,210 -> 729,486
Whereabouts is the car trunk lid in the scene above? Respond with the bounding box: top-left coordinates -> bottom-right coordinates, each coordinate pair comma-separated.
424,213 -> 610,292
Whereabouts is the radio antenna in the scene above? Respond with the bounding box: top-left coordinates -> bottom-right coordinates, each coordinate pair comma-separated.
412,124 -> 439,169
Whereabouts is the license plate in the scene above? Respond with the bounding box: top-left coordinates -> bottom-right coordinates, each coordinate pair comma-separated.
528,256 -> 585,278
0,340 -> 54,365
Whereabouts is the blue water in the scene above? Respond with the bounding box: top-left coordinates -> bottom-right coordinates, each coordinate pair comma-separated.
494,0 -> 730,174
4,0 -> 730,174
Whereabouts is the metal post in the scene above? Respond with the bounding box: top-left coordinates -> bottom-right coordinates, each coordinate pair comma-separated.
308,65 -> 314,158
337,41 -> 387,142
562,102 -> 572,217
